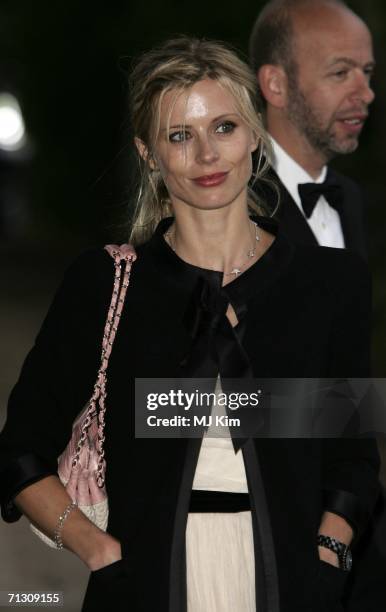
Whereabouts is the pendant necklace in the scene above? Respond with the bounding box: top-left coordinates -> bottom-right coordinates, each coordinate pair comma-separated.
165,220 -> 260,278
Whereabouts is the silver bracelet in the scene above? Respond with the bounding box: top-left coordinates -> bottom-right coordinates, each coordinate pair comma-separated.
53,501 -> 77,550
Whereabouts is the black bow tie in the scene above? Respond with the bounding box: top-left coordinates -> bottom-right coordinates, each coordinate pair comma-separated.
298,177 -> 344,219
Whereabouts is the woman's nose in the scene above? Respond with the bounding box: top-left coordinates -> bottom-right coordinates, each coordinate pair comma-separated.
195,135 -> 220,164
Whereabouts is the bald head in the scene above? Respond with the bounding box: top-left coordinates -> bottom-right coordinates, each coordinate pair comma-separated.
290,1 -> 372,62
249,0 -> 370,98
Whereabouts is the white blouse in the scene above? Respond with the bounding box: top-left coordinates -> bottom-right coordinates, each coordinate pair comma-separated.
192,377 -> 249,493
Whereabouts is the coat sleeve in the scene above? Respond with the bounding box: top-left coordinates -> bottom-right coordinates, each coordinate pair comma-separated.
322,251 -> 380,539
0,249 -> 115,522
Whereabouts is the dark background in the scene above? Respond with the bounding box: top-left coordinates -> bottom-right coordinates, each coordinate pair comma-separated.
0,0 -> 385,365
0,3 -> 385,608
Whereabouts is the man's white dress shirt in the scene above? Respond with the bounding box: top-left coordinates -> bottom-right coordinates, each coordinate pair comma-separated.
270,138 -> 345,249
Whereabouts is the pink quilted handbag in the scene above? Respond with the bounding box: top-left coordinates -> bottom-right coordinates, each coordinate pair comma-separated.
31,244 -> 136,547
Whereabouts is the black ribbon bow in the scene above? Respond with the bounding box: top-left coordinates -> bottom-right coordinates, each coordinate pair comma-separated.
298,176 -> 344,219
180,275 -> 252,379
180,275 -> 261,451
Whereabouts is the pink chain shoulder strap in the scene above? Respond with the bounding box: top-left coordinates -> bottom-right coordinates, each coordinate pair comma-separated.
71,244 -> 137,487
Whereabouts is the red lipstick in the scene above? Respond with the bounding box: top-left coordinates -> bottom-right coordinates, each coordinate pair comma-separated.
192,172 -> 228,187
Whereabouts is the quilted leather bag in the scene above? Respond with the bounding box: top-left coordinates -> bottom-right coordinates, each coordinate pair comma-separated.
30,244 -> 136,547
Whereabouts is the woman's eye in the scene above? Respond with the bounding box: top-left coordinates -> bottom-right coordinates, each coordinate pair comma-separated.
216,121 -> 236,134
169,130 -> 190,143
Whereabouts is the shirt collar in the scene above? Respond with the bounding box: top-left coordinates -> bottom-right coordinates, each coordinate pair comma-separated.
270,137 -> 327,209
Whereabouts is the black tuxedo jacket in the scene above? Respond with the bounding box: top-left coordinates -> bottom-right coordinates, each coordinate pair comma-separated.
260,166 -> 367,260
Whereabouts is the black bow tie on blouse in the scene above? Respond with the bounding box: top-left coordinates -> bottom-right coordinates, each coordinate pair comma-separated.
180,275 -> 263,451
180,274 -> 252,380
298,176 -> 344,219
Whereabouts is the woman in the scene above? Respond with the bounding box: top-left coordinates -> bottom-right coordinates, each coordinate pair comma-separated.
0,37 -> 380,612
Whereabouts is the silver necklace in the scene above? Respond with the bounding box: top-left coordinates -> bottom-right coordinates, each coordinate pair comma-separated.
165,221 -> 260,277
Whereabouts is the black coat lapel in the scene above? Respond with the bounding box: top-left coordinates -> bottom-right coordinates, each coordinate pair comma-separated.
257,167 -> 319,248
327,168 -> 367,259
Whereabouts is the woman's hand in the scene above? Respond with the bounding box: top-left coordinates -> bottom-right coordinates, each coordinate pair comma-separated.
317,545 -> 340,568
317,510 -> 353,567
87,534 -> 122,571
15,475 -> 122,570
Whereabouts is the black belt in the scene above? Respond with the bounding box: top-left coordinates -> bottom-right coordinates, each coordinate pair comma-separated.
189,490 -> 251,513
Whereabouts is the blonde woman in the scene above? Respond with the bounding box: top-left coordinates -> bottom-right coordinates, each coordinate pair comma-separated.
0,37 -> 380,612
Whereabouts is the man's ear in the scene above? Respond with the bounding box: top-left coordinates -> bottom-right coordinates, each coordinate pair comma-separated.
134,137 -> 157,170
257,64 -> 288,109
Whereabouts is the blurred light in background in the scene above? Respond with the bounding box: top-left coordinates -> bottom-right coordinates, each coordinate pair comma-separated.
0,92 -> 26,152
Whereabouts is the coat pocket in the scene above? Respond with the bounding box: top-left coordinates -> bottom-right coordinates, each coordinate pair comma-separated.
91,559 -> 125,582
82,559 -> 129,611
314,560 -> 348,609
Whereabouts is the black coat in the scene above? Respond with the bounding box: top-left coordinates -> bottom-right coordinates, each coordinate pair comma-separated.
0,218 -> 381,612
258,169 -> 386,610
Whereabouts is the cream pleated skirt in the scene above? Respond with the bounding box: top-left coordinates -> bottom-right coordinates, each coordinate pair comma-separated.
186,511 -> 256,611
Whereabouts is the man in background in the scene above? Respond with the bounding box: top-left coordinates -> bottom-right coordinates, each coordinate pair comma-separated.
249,0 -> 386,609
250,0 -> 373,257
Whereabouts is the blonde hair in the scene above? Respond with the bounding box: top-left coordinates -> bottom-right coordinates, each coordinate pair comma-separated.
129,36 -> 273,245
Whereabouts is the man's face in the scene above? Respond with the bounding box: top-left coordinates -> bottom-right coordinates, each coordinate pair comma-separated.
285,6 -> 375,160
